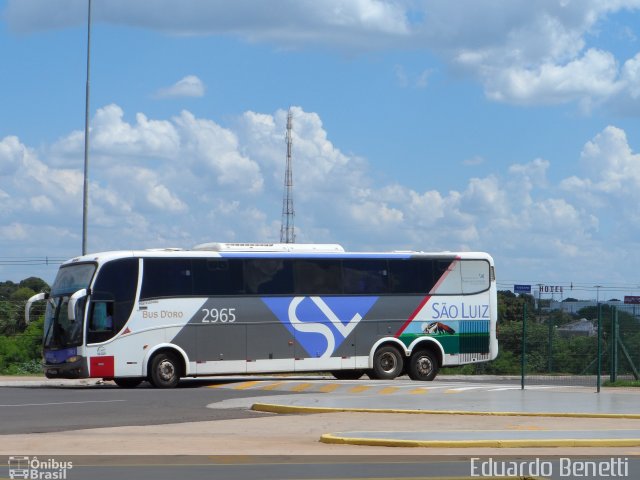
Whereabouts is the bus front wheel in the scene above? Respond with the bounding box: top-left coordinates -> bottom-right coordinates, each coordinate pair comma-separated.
370,345 -> 404,380
408,350 -> 438,381
149,352 -> 181,388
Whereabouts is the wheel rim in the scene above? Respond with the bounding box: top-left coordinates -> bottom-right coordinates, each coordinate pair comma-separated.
379,352 -> 397,373
415,355 -> 433,376
158,359 -> 175,382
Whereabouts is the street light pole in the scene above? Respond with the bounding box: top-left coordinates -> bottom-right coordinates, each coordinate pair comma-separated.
595,285 -> 602,304
82,0 -> 92,255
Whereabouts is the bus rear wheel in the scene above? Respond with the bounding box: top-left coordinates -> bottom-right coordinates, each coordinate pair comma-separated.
408,349 -> 438,381
113,377 -> 144,388
370,345 -> 404,380
149,352 -> 181,388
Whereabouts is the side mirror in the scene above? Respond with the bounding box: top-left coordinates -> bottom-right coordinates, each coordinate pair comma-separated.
25,292 -> 49,324
68,289 -> 88,321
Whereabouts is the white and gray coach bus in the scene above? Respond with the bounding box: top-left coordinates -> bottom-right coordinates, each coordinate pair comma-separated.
25,243 -> 498,388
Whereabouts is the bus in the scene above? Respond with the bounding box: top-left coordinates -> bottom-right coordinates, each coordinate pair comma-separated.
25,243 -> 498,388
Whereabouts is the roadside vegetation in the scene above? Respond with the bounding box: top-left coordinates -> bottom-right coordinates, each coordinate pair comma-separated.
448,291 -> 640,385
0,277 -> 47,374
603,380 -> 640,387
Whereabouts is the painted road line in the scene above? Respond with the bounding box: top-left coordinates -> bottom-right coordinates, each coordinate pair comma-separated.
260,381 -> 287,391
232,381 -> 262,390
445,386 -> 485,394
413,385 -> 458,390
378,386 -> 400,395
349,385 -> 372,394
318,383 -> 341,393
408,387 -> 429,394
290,382 -> 313,392
0,400 -> 126,407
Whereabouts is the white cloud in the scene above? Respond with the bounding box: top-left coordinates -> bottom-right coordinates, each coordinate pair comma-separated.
483,49 -> 623,106
4,0 -> 410,48
155,75 -> 205,99
5,1 -> 640,109
2,105 -> 640,293
0,135 -> 26,175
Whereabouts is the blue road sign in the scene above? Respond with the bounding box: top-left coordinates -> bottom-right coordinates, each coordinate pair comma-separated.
514,284 -> 531,294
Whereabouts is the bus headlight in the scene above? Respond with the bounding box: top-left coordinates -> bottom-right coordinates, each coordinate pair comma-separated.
66,356 -> 80,363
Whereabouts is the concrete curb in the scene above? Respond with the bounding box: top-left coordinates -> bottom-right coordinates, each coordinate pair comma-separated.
319,433 -> 640,449
250,402 -> 640,419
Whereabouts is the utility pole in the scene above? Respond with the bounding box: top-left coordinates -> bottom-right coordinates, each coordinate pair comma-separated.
82,0 -> 92,255
280,108 -> 295,243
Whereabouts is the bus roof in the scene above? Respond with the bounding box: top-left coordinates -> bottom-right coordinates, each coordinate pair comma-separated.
60,244 -> 494,267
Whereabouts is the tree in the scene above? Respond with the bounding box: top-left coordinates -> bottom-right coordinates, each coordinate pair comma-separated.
0,277 -> 49,374
19,277 -> 49,293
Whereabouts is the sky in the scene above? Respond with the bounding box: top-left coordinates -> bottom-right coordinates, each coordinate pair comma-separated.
1,0 -> 640,302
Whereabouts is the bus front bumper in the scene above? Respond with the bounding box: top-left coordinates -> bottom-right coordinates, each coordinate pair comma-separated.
43,357 -> 88,379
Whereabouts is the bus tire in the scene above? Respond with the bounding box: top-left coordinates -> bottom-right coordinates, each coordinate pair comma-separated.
113,377 -> 144,388
149,352 -> 181,388
331,370 -> 364,380
408,349 -> 438,381
371,345 -> 404,380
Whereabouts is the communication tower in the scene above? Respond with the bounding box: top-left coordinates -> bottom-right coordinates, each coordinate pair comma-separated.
280,108 -> 295,243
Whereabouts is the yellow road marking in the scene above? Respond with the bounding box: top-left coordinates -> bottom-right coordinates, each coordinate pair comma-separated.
232,381 -> 262,390
349,385 -> 371,393
290,382 -> 313,392
507,425 -> 548,431
378,386 -> 399,395
261,381 -> 286,391
409,387 -> 428,394
318,383 -> 341,393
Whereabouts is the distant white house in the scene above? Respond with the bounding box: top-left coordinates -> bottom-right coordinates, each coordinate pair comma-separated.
557,318 -> 596,337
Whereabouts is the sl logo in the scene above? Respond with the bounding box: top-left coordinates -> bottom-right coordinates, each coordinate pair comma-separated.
263,296 -> 378,358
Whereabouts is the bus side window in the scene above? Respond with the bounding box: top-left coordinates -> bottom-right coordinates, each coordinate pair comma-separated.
461,259 -> 491,294
294,259 -> 342,295
89,302 -> 114,332
244,259 -> 293,294
389,259 -> 433,294
192,259 -> 244,295
342,259 -> 389,294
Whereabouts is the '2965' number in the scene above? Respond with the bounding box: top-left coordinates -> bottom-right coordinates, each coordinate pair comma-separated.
201,308 -> 236,323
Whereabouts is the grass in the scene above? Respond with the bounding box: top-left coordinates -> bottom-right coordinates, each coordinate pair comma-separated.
603,379 -> 640,387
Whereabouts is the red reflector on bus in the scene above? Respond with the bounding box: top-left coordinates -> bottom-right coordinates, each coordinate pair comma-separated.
89,356 -> 114,378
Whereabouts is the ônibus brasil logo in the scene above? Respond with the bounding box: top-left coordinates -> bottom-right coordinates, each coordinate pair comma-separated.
8,456 -> 73,480
263,296 -> 378,358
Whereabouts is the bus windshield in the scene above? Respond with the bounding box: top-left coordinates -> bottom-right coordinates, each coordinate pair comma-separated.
44,264 -> 96,349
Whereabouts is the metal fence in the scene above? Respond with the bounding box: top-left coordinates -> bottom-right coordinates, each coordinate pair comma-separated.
521,303 -> 640,390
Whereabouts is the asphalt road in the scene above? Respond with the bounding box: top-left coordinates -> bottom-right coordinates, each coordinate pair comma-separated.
2,377 -> 639,479
0,380 -> 285,434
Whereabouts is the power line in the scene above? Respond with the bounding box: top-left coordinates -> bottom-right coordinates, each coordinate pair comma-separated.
0,258 -> 66,266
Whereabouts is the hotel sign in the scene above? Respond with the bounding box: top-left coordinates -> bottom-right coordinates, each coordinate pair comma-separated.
539,285 -> 563,294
